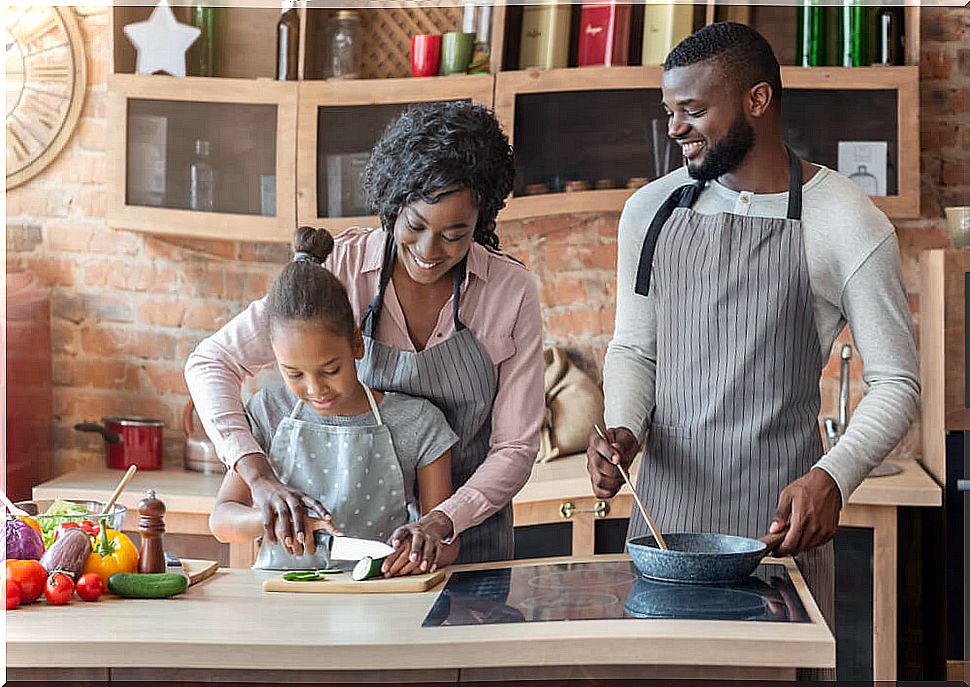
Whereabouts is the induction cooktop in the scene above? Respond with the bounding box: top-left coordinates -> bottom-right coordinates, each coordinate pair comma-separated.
422,560 -> 809,627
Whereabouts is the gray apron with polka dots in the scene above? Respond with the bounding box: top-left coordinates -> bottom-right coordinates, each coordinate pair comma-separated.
253,385 -> 409,570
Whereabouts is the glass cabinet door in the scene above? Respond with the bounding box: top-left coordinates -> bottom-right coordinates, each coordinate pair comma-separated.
126,99 -> 278,216
513,88 -> 672,197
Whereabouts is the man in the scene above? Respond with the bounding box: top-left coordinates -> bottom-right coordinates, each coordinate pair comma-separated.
588,22 -> 918,676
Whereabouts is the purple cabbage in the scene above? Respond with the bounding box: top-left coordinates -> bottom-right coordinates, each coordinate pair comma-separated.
5,518 -> 45,560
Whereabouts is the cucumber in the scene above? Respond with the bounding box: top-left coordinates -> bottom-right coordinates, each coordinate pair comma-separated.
108,572 -> 188,598
352,556 -> 386,581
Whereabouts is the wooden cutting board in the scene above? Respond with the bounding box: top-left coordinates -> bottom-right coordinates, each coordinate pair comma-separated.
181,559 -> 219,586
263,569 -> 445,594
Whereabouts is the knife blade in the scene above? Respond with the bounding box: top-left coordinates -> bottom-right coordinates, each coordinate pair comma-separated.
164,551 -> 190,582
329,536 -> 394,561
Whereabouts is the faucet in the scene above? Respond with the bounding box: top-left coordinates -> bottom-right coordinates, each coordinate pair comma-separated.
823,344 -> 853,452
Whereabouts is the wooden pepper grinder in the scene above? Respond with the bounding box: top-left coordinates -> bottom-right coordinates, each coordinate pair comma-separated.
137,489 -> 166,574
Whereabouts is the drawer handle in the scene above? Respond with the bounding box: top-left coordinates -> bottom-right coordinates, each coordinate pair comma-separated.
560,501 -> 611,519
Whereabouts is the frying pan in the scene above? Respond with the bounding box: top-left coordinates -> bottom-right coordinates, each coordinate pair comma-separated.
627,531 -> 786,585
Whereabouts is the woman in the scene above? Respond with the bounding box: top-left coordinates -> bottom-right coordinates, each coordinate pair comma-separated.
185,101 -> 544,566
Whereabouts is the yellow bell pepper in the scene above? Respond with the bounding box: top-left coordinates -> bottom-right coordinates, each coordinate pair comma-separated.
83,528 -> 138,586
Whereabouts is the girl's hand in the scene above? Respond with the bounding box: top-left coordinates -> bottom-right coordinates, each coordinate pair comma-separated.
382,511 -> 454,576
284,514 -> 343,557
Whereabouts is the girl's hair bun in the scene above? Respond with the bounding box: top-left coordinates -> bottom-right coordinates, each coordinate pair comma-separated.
292,226 -> 335,263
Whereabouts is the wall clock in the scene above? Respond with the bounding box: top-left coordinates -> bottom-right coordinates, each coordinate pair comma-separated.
6,5 -> 87,189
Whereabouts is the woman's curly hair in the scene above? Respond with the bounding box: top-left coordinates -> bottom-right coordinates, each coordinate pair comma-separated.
361,101 -> 515,250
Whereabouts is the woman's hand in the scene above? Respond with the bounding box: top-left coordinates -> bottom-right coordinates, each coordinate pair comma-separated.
236,453 -> 335,554
382,511 -> 455,577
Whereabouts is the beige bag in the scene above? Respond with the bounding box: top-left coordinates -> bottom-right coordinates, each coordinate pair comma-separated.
537,346 -> 605,463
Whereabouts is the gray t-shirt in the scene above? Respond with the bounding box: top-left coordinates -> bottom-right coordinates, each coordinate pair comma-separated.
246,385 -> 459,517
604,165 -> 919,505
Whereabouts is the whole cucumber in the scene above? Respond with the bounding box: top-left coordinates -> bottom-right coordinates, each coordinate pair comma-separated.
107,572 -> 188,598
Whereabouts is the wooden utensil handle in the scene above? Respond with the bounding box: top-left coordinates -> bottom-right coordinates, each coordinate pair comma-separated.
618,463 -> 669,551
102,465 -> 138,515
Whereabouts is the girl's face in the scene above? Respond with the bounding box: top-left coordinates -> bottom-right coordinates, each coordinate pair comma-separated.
271,322 -> 367,417
392,187 -> 479,287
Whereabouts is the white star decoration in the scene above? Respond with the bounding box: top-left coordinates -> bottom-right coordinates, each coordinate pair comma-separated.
124,0 -> 201,78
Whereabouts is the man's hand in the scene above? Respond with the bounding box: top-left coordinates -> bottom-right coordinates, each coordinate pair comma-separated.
235,453 -> 332,553
769,468 -> 841,557
382,510 -> 456,576
586,426 -> 640,499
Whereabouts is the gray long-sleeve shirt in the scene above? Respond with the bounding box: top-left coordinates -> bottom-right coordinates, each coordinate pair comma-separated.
603,165 -> 919,505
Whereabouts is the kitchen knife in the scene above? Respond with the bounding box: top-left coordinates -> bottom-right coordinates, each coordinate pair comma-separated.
329,536 -> 394,561
164,551 -> 190,582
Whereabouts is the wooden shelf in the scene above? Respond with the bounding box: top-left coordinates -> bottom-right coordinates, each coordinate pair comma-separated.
104,7 -> 921,240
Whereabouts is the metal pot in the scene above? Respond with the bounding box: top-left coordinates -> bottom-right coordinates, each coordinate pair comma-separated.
75,417 -> 164,470
182,399 -> 224,474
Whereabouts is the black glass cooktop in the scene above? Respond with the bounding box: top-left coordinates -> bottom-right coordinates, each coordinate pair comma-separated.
422,560 -> 808,627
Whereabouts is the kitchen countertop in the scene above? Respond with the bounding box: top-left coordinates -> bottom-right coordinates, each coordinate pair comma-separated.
32,454 -> 940,519
5,554 -> 834,677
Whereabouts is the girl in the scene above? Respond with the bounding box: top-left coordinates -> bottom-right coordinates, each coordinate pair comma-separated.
209,227 -> 459,575
188,102 -> 544,570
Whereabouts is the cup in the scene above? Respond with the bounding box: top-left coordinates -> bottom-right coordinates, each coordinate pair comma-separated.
410,34 -> 441,78
945,206 -> 970,249
440,32 -> 475,76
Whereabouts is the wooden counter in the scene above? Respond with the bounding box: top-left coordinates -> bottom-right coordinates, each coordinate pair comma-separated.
6,554 -> 834,683
32,454 -> 939,681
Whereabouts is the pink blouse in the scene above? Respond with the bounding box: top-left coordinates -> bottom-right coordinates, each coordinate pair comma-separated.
184,227 -> 544,538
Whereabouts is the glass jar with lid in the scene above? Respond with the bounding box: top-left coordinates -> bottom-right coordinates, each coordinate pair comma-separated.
323,10 -> 362,80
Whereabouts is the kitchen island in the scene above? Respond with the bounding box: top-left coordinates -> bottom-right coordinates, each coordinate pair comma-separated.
7,554 -> 833,683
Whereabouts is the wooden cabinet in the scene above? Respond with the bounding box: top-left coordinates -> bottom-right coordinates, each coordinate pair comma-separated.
105,4 -> 923,240
495,64 -> 920,223
296,76 -> 493,232
106,74 -> 297,242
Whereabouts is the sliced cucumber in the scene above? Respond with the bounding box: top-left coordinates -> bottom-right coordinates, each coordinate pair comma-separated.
352,556 -> 386,581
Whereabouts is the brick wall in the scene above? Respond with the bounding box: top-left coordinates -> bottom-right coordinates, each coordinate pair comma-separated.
6,6 -> 968,475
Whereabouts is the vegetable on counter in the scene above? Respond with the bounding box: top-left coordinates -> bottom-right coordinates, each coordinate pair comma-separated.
6,580 -> 21,610
282,569 -> 343,582
5,559 -> 47,604
44,571 -> 74,605
107,572 -> 187,598
75,573 -> 104,602
352,556 -> 386,581
38,499 -> 93,549
5,518 -> 45,561
83,528 -> 138,587
40,527 -> 92,581
16,515 -> 42,538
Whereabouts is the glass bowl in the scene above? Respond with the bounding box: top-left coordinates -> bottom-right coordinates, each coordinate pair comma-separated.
15,499 -> 127,548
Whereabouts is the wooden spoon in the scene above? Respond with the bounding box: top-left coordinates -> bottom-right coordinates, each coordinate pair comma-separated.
594,425 -> 669,551
100,465 -> 138,515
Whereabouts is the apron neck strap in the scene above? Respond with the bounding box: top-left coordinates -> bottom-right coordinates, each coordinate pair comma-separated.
362,384 -> 383,425
360,233 -> 469,337
785,146 -> 803,220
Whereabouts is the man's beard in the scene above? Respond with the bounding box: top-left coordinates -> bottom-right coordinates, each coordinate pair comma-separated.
686,116 -> 756,181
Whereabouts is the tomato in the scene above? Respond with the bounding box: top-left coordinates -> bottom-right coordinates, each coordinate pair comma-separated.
44,572 -> 74,605
74,573 -> 104,602
5,560 -> 47,604
6,579 -> 21,610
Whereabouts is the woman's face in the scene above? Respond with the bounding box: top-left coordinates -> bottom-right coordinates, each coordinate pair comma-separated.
392,187 -> 479,287
271,322 -> 366,417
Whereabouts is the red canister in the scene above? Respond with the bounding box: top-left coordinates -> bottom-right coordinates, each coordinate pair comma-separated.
75,417 -> 164,470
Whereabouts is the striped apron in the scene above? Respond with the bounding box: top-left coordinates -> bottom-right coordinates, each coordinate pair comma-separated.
356,238 -> 512,564
632,151 -> 835,679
